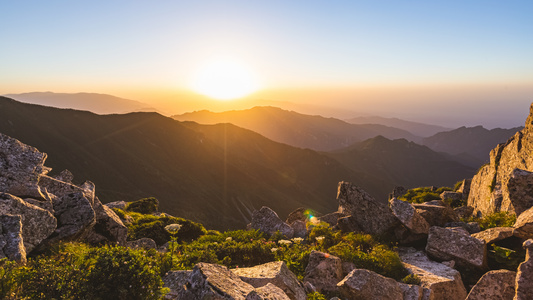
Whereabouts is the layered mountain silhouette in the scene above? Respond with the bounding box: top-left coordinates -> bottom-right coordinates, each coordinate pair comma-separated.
422,126 -> 522,167
173,107 -> 421,151
4,92 -> 158,115
344,116 -> 451,137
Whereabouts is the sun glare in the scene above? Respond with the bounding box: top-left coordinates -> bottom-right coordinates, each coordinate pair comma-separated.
191,59 -> 259,100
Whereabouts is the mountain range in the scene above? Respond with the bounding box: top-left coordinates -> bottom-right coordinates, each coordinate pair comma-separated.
0,96 -> 478,229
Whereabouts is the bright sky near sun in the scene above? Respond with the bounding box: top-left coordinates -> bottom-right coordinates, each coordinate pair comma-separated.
1,1 -> 533,126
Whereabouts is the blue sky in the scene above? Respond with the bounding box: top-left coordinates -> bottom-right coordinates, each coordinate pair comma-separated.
1,1 -> 532,126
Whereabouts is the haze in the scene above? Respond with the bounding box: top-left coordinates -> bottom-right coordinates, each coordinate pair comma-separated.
1,1 -> 532,128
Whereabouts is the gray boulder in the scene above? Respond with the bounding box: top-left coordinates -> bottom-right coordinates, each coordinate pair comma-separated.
515,239 -> 533,300
336,215 -> 361,233
414,202 -> 459,227
285,207 -> 307,225
85,197 -> 127,245
465,269 -> 516,300
337,268 -> 404,300
454,206 -> 474,219
426,226 -> 487,269
0,133 -> 49,199
472,227 -> 514,244
0,214 -> 26,264
233,261 -> 306,300
337,182 -> 399,235
0,193 -> 56,253
104,200 -> 127,210
444,222 -> 481,234
127,237 -> 157,250
251,206 -> 294,238
303,250 -> 343,294
317,212 -> 343,227
245,283 -> 291,300
162,270 -> 192,299
289,220 -> 307,239
456,178 -> 472,197
398,247 -> 467,300
390,197 -> 429,234
177,263 -> 255,299
440,191 -> 464,203
513,206 -> 533,239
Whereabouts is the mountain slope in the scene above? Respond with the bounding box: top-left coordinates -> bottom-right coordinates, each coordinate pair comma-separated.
422,126 -> 522,167
344,116 -> 451,137
173,106 -> 421,151
0,96 -> 388,229
326,136 -> 476,189
4,92 -> 158,115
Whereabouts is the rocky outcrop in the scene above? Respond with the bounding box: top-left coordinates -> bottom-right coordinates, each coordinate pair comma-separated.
390,197 -> 429,235
468,104 -> 533,217
414,202 -> 458,227
251,206 -> 294,238
246,283 -> 291,300
515,239 -> 533,300
398,247 -> 467,300
0,214 -> 26,264
472,227 -> 514,244
337,268 -> 404,300
303,250 -> 343,294
233,261 -> 306,300
513,206 -> 533,239
465,269 -> 516,300
426,226 -> 487,269
337,182 -> 399,235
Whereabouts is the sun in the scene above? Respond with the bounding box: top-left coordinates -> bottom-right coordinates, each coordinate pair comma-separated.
191,58 -> 259,100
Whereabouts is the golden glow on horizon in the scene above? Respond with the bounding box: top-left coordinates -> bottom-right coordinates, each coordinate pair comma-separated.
191,59 -> 259,100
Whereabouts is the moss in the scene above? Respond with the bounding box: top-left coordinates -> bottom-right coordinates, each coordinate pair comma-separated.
126,197 -> 159,214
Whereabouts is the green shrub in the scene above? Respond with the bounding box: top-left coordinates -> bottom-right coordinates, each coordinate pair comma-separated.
468,211 -> 516,230
307,222 -> 341,250
0,258 -> 21,299
126,197 -> 159,214
488,244 -> 525,271
399,187 -> 442,204
273,240 -> 312,280
401,274 -> 421,285
307,292 -> 327,300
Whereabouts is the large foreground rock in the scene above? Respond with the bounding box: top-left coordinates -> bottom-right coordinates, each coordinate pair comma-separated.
177,263 -> 255,299
233,261 -> 306,300
245,283 -> 291,300
472,227 -> 514,244
513,206 -> 533,239
336,268 -> 404,300
337,182 -> 399,235
303,250 -> 343,294
390,197 -> 429,234
414,202 -> 458,227
251,206 -> 294,238
398,247 -> 467,300
0,193 -> 56,252
465,269 -> 516,300
515,239 -> 533,300
426,226 -> 487,269
0,214 -> 26,264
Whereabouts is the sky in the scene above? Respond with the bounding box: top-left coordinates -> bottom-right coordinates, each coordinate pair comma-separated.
1,1 -> 533,128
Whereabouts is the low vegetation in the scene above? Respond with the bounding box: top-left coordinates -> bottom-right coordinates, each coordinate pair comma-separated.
466,211 -> 516,231
399,186 -> 451,204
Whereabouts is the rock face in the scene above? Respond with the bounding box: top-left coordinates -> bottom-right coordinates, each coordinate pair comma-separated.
337,268 -> 404,300
426,226 -> 487,269
468,104 -> 533,217
390,197 -> 430,234
251,206 -> 294,238
233,261 -> 306,300
246,283 -> 291,300
515,239 -> 533,300
336,182 -> 399,235
472,227 -> 514,244
513,206 -> 533,239
398,247 -> 467,300
163,270 -> 192,299
303,250 -> 343,294
177,263 -> 255,299
0,214 -> 26,264
465,269 -> 516,300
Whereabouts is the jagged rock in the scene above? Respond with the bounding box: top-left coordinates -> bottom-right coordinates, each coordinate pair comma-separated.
454,206 -> 474,219
303,281 -> 316,294
440,191 -> 464,203
0,214 -> 26,264
245,283 -> 291,300
85,197 -> 127,245
336,182 -> 399,235
465,269 -> 516,300
127,237 -> 157,250
468,104 -> 533,217
389,186 -> 407,200
0,133 -> 49,199
251,206 -> 294,238
426,226 -> 487,269
177,262 -> 255,299
414,202 -> 458,227
390,197 -> 430,234
285,207 -> 307,225
317,212 -> 343,227
399,283 -> 427,300
337,268 -> 404,300
513,206 -> 533,239
105,200 -> 127,210
24,197 -> 54,214
233,261 -> 306,300
472,227 -> 514,244
444,222 -> 481,234
289,220 -> 307,239
398,247 -> 467,300
456,178 -> 472,196
163,270 -> 192,299
515,239 -> 533,300
54,169 -> 74,183
0,193 -> 56,253
303,250 -> 343,294
337,215 -> 361,233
